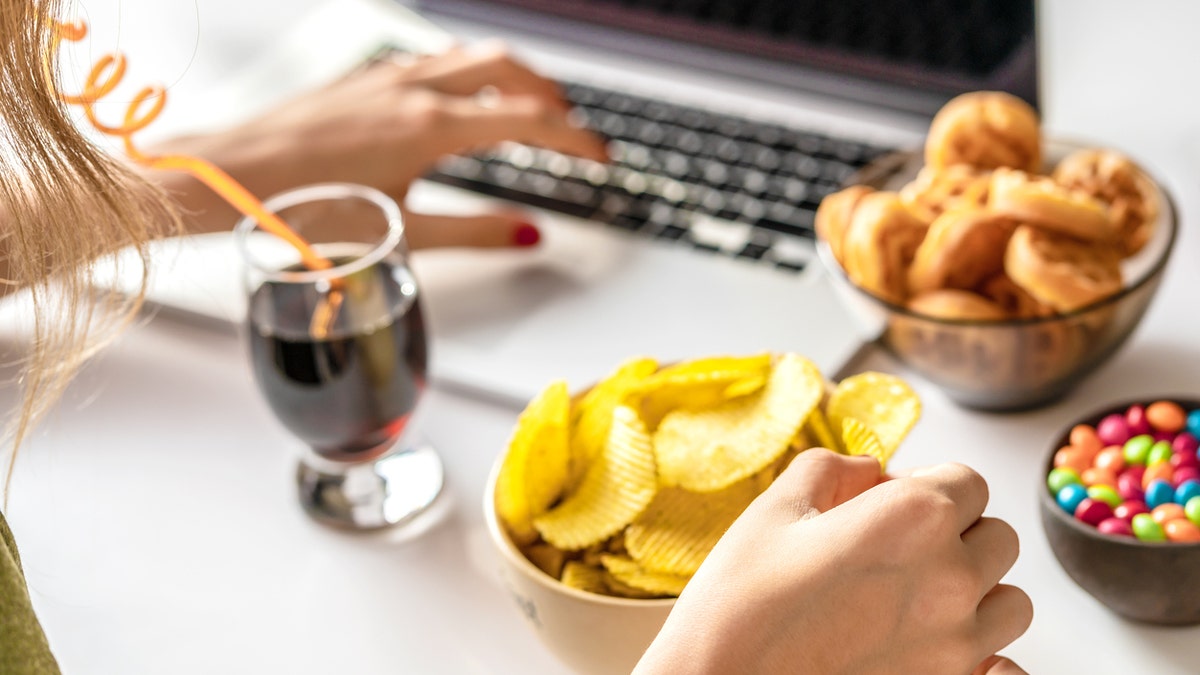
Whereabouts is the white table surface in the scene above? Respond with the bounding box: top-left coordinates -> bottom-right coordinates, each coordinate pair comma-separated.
6,0 -> 1200,672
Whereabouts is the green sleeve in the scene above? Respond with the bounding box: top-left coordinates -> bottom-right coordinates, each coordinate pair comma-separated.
0,511 -> 62,674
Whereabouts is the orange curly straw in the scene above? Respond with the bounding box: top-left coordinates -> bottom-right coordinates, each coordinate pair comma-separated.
51,19 -> 343,335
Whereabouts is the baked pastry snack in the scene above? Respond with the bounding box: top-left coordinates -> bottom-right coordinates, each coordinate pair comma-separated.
978,273 -> 1055,319
906,289 -> 1009,321
1053,148 -> 1160,257
815,184 -> 875,267
1005,225 -> 1122,312
899,165 -> 992,224
988,168 -> 1117,242
907,208 -> 1016,294
841,192 -> 928,305
924,91 -> 1042,174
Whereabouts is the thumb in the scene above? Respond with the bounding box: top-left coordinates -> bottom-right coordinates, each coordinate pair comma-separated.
402,211 -> 541,250
754,448 -> 882,523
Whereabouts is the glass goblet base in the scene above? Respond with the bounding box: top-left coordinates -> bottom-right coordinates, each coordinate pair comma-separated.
295,443 -> 444,530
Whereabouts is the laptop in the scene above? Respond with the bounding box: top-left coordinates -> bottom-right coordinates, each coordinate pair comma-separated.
125,0 -> 1038,405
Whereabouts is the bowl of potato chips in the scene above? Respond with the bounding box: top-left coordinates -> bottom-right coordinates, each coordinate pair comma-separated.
484,353 -> 921,675
816,91 -> 1177,411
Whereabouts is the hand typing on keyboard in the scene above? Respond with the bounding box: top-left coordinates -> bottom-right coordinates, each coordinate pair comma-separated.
429,77 -> 895,273
145,42 -> 608,249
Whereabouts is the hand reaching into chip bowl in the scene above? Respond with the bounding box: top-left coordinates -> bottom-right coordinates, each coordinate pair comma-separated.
483,353 -> 1031,674
636,451 -> 1032,675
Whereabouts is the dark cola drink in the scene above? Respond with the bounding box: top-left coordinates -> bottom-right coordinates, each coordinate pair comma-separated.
247,255 -> 427,461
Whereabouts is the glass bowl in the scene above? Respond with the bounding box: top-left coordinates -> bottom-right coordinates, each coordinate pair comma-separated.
817,145 -> 1178,411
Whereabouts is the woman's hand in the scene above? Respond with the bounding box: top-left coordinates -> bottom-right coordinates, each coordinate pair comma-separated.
635,449 -> 1033,675
149,42 -> 607,247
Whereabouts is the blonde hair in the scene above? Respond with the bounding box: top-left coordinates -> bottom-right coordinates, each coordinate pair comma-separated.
1,0 -> 180,496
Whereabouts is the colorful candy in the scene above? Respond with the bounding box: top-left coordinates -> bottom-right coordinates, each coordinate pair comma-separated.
1151,503 -> 1187,524
1142,463 -> 1174,490
1165,519 -> 1200,543
1056,483 -> 1088,515
1097,414 -> 1132,446
1174,466 -> 1200,487
1049,400 -> 1200,543
1047,467 -> 1081,494
1186,496 -> 1200,527
1075,498 -> 1114,526
1187,409 -> 1200,439
1098,517 -> 1134,537
1146,480 -> 1176,509
1172,432 -> 1199,456
1086,485 -> 1122,508
1177,480 -> 1200,506
1146,440 -> 1174,466
1116,472 -> 1145,503
1114,500 -> 1149,523
1146,401 -> 1186,433
1131,513 -> 1166,542
1125,405 -> 1152,437
1122,435 -> 1153,466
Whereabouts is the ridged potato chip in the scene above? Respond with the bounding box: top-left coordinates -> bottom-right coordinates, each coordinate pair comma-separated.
827,372 -> 921,457
654,354 -> 823,492
496,380 -> 572,544
601,554 -> 690,597
560,561 -> 609,595
570,357 -> 658,489
804,406 -> 843,454
534,405 -> 658,550
841,416 -> 891,471
632,354 -> 771,430
626,479 -> 762,576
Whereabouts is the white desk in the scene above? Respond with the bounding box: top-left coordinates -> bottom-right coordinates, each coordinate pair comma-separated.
7,0 -> 1200,672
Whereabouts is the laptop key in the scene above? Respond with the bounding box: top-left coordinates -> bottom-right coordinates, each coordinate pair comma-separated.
753,207 -> 817,238
656,224 -> 689,241
737,241 -> 772,260
768,235 -> 814,270
689,215 -> 751,252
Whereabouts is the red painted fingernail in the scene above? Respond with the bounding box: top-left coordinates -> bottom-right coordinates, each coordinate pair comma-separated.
513,222 -> 541,247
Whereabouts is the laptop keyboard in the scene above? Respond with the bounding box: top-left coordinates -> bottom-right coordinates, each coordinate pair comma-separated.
426,80 -> 895,273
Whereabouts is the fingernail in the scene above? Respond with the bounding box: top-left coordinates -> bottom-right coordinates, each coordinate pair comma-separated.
513,222 -> 541,247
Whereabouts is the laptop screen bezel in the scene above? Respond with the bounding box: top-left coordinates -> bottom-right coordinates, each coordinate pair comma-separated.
418,0 -> 1040,117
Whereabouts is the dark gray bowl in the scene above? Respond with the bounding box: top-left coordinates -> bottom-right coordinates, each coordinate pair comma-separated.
1039,398 -> 1200,625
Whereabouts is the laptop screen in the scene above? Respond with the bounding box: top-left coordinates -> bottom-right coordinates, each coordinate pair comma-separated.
424,0 -> 1038,115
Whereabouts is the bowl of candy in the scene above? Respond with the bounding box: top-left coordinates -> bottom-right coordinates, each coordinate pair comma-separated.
1039,398 -> 1200,625
815,91 -> 1178,411
483,353 -> 920,674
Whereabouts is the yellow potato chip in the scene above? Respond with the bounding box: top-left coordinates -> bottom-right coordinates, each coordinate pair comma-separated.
496,380 -> 572,544
633,354 -> 771,429
569,357 -> 659,488
827,372 -> 921,456
601,554 -> 690,597
534,405 -> 658,550
626,479 -> 761,576
522,543 -> 568,579
560,561 -> 610,595
654,354 -> 824,492
604,574 -> 671,599
841,416 -> 892,471
805,406 -> 843,454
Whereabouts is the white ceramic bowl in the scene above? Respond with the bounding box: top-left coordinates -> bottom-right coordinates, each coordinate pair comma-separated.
482,456 -> 675,675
